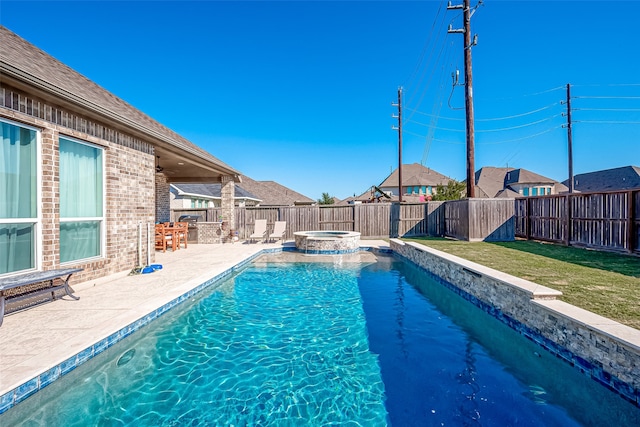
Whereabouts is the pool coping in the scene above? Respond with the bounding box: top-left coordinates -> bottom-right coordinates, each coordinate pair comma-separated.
2,240 -> 638,414
391,239 -> 640,407
0,243 -> 391,415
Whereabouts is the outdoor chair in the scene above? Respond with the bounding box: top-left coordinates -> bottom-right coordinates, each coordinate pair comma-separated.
175,222 -> 188,249
267,221 -> 287,243
248,219 -> 268,243
155,223 -> 176,252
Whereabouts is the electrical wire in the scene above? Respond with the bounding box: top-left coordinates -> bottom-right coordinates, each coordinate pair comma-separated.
573,108 -> 640,112
573,120 -> 640,124
405,101 -> 561,122
475,125 -> 565,145
482,85 -> 564,101
405,113 -> 563,133
403,0 -> 446,89
405,124 -> 564,146
574,96 -> 640,100
476,114 -> 564,133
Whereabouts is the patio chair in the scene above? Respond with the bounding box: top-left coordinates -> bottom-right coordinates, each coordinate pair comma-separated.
175,222 -> 188,249
267,221 -> 287,243
248,219 -> 268,243
155,223 -> 176,252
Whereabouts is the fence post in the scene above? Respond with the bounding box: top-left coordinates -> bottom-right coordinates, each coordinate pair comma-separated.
564,194 -> 571,246
525,198 -> 531,240
628,190 -> 636,253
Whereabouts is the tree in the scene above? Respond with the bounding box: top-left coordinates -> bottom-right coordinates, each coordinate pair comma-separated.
432,180 -> 466,201
317,192 -> 335,205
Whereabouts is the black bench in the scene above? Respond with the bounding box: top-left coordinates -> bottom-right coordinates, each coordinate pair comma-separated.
0,268 -> 82,327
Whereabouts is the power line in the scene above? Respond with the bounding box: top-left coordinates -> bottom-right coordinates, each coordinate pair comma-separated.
406,124 -> 564,145
574,96 -> 640,100
574,120 -> 640,124
405,112 -> 563,132
573,108 -> 640,112
405,101 -> 561,122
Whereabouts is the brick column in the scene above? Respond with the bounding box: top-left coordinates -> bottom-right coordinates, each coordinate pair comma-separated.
41,127 -> 58,269
155,173 -> 170,223
221,175 -> 235,232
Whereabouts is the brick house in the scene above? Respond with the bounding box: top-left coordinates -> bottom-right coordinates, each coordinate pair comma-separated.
0,26 -> 241,282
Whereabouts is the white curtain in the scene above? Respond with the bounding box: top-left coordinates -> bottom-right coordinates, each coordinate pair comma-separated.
59,138 -> 103,263
0,122 -> 37,274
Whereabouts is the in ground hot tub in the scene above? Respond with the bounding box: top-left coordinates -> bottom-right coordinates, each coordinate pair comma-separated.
294,230 -> 361,254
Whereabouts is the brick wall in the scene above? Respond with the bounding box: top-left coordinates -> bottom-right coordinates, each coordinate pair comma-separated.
155,174 -> 171,223
1,96 -> 156,283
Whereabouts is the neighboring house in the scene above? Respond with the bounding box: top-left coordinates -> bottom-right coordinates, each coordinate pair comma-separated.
0,26 -> 241,281
238,175 -> 315,206
474,166 -> 568,198
378,163 -> 451,201
565,166 -> 640,193
170,183 -> 261,208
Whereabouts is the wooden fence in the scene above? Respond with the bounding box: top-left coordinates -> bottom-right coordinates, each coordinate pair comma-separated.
172,203 -> 445,240
515,190 -> 640,254
445,199 -> 515,242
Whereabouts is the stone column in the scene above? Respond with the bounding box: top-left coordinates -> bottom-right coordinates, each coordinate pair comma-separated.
155,173 -> 170,223
221,175 -> 235,232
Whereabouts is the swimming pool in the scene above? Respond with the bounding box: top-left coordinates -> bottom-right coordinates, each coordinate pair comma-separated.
1,252 -> 638,425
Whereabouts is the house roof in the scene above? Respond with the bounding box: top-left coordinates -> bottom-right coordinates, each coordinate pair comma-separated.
566,166 -> 640,192
475,166 -> 568,197
379,163 -> 451,188
0,26 -> 240,182
171,183 -> 260,201
238,175 -> 315,206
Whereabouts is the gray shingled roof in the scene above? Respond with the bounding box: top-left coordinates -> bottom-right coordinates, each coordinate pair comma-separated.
475,166 -> 568,197
0,26 -> 240,180
238,175 -> 315,206
379,163 -> 451,188
171,183 -> 260,201
566,166 -> 640,192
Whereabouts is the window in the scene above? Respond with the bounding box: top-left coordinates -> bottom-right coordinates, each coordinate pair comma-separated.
532,188 -> 538,196
59,137 -> 104,263
427,186 -> 432,195
523,188 -> 529,196
0,120 -> 39,275
407,187 -> 413,195
414,186 -> 420,194
191,199 -> 196,208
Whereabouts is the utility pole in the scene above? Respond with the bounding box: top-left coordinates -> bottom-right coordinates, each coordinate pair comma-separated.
448,0 -> 480,198
566,83 -> 574,193
392,87 -> 403,202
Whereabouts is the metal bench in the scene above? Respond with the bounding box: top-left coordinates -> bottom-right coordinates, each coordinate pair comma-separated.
0,268 -> 82,327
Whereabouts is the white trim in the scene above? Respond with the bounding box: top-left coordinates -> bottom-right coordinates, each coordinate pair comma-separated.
58,135 -> 106,262
0,118 -> 42,274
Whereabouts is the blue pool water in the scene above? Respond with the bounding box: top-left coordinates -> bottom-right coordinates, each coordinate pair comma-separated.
1,254 -> 638,426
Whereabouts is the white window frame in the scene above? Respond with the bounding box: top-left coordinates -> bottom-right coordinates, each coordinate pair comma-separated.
0,118 -> 42,276
58,135 -> 106,264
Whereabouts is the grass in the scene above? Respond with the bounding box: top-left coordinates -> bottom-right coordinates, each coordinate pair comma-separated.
401,237 -> 640,330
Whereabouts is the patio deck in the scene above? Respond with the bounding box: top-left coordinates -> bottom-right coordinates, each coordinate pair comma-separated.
0,239 -> 387,405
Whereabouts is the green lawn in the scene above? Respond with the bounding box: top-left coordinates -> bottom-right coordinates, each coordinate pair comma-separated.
401,237 -> 640,330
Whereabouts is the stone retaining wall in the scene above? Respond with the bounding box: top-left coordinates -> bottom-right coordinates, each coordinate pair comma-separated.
391,239 -> 640,406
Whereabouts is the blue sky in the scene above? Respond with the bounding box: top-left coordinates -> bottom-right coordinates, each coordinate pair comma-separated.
2,1 -> 639,200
